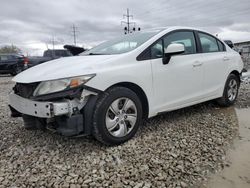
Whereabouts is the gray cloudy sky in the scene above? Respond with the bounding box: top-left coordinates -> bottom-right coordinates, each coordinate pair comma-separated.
1,0 -> 250,55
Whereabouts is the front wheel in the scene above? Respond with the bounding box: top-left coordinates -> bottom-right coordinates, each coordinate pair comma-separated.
217,74 -> 240,107
92,87 -> 142,145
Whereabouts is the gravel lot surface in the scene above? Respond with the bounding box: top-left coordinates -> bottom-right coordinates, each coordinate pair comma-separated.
0,76 -> 249,188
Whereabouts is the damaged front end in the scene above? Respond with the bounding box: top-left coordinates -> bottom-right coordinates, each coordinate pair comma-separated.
9,81 -> 100,137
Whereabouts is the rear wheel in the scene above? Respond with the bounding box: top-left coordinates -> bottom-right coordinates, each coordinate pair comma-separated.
217,74 -> 240,107
92,87 -> 142,145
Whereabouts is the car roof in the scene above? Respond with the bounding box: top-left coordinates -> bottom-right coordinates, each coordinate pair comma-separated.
142,26 -> 211,34
140,27 -> 206,41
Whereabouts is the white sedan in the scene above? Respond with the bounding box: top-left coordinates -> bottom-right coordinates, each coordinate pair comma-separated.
9,27 -> 244,145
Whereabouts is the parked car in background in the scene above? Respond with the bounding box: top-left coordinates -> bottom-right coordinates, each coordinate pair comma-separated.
9,27 -> 244,145
224,40 -> 234,49
0,54 -> 27,76
63,45 -> 85,56
27,49 -> 72,67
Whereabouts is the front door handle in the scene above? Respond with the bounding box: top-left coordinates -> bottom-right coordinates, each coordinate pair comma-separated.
193,61 -> 203,67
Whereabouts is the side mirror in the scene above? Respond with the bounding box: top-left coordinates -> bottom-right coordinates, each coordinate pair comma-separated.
163,43 -> 185,64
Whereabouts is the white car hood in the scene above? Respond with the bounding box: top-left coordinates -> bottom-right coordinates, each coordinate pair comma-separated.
13,55 -> 117,83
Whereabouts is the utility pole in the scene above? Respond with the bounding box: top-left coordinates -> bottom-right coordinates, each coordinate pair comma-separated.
52,35 -> 55,50
72,24 -> 78,46
11,43 -> 14,52
124,8 -> 133,33
51,35 -> 55,57
121,8 -> 141,34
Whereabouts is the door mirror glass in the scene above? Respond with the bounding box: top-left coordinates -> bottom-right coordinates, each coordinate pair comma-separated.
165,43 -> 185,55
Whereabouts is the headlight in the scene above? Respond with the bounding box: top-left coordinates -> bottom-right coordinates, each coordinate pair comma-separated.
33,74 -> 95,96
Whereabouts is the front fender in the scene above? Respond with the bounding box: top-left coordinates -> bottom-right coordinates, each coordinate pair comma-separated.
85,61 -> 155,117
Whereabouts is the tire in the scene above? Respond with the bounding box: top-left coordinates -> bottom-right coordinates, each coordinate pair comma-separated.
216,74 -> 240,107
92,87 -> 143,145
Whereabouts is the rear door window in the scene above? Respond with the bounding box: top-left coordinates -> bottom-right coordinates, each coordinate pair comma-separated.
198,32 -> 219,53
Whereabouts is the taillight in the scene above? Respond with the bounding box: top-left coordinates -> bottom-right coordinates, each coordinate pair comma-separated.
23,57 -> 29,67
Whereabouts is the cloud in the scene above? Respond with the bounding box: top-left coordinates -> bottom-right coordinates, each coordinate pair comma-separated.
0,0 -> 250,55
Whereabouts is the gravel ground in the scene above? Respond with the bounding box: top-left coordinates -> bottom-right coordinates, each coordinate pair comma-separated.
0,75 -> 249,188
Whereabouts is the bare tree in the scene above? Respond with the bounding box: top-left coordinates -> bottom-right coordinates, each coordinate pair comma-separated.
0,45 -> 22,54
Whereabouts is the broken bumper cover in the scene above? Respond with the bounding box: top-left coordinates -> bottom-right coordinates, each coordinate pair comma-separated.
9,92 -> 71,118
241,71 -> 250,83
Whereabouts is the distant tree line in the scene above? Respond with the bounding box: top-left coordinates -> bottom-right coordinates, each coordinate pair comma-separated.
0,45 -> 22,54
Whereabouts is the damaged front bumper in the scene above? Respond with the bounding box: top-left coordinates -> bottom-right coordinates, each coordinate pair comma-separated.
241,71 -> 250,84
9,92 -> 86,118
9,88 -> 99,136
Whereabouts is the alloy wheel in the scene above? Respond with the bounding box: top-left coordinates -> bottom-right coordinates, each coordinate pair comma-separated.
105,97 -> 137,137
227,79 -> 238,101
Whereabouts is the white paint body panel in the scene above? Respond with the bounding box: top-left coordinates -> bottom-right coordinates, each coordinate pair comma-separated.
151,53 -> 204,113
13,27 -> 244,118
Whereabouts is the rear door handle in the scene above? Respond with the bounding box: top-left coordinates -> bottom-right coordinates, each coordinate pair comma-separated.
193,61 -> 203,67
223,56 -> 230,61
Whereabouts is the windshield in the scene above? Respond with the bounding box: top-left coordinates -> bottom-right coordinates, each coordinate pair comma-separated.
81,31 -> 160,55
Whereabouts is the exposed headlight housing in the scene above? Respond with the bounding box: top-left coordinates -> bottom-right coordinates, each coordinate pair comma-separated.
33,74 -> 95,96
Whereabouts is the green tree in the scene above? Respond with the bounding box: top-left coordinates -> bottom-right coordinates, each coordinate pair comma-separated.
0,45 -> 22,54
